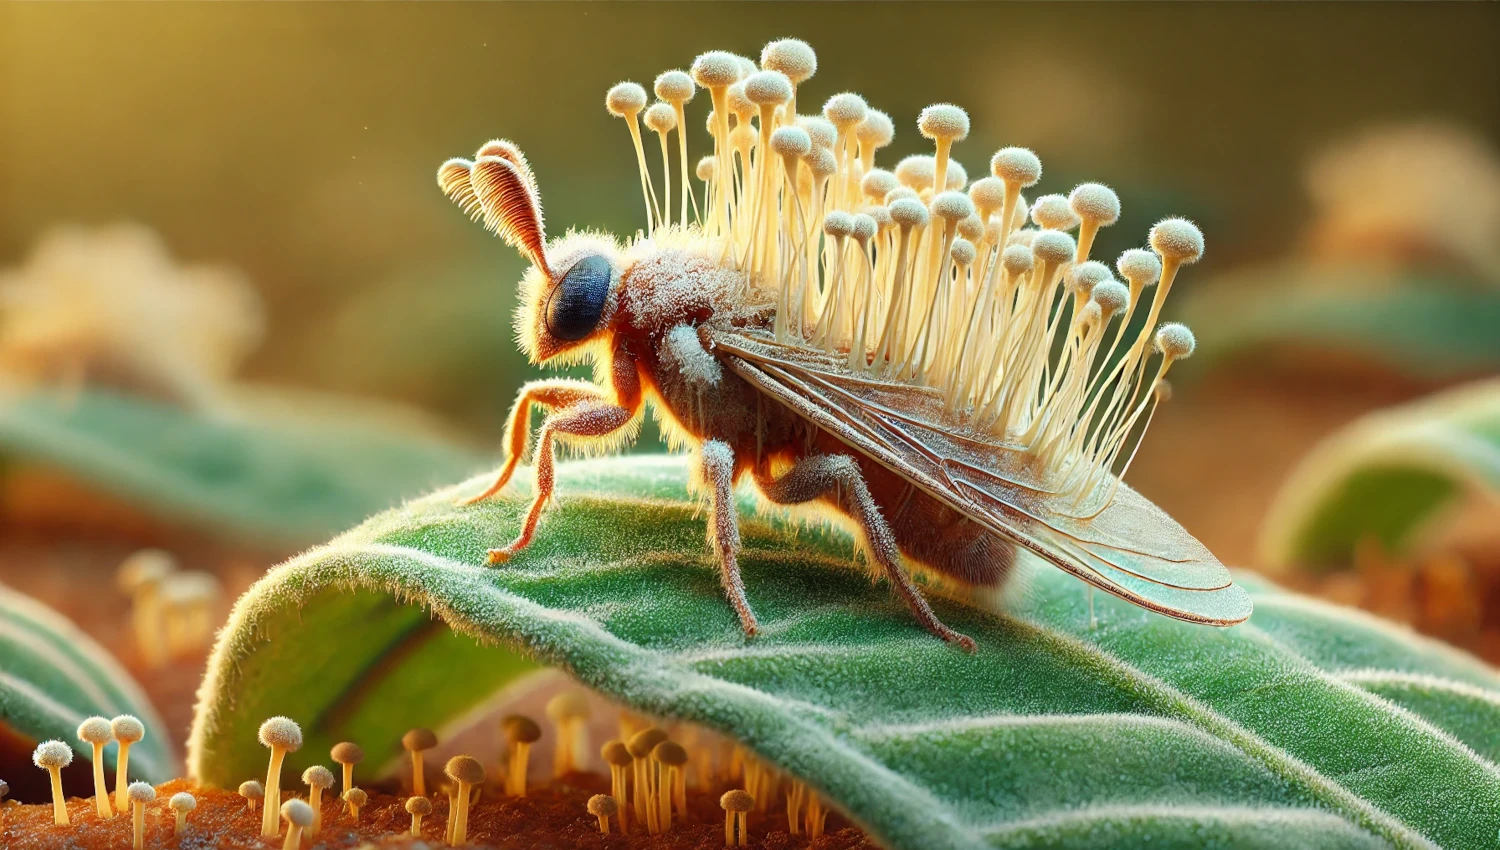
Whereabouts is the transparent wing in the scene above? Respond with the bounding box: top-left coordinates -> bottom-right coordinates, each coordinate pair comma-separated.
709,328 -> 1252,626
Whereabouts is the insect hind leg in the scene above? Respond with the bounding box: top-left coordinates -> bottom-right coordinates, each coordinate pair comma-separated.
699,440 -> 759,638
753,454 -> 976,652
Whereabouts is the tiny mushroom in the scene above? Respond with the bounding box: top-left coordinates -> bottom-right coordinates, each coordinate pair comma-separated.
280,798 -> 314,850
601,740 -> 632,832
302,765 -> 334,836
627,727 -> 667,831
32,740 -> 73,825
169,791 -> 196,836
110,715 -> 146,814
501,714 -> 541,797
653,740 -> 689,829
331,741 -> 364,794
258,716 -> 303,838
445,755 -> 486,845
343,787 -> 367,822
545,691 -> 591,777
127,781 -> 155,850
587,793 -> 618,835
721,789 -> 754,847
402,727 -> 438,796
77,716 -> 115,819
239,779 -> 264,811
406,795 -> 432,836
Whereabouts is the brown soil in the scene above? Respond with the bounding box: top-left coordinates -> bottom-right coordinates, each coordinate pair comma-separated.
0,775 -> 874,850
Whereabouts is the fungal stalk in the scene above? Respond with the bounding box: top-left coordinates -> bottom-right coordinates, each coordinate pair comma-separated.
32,740 -> 72,825
403,727 -> 437,796
331,741 -> 363,795
445,756 -> 485,845
169,791 -> 196,836
239,780 -> 264,812
587,793 -> 618,835
127,781 -> 154,849
77,716 -> 114,819
406,795 -> 432,836
501,714 -> 540,797
110,714 -> 145,813
721,789 -> 753,847
343,787 -> 367,822
653,741 -> 688,830
302,765 -> 334,836
545,691 -> 590,777
280,799 -> 313,850
601,740 -> 632,832
627,727 -> 667,832
258,716 -> 303,838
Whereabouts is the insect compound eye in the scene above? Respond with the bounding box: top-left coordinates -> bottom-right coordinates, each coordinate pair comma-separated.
544,254 -> 613,342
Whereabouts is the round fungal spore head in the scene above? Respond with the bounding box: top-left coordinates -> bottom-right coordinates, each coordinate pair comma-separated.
1070,182 -> 1121,226
445,756 -> 486,786
852,213 -> 879,242
726,82 -> 753,117
302,766 -> 334,789
110,716 -> 144,740
501,715 -> 542,744
1117,249 -> 1163,287
797,116 -> 836,150
170,792 -> 196,813
1155,322 -> 1197,359
1067,261 -> 1113,295
652,741 -> 688,767
968,177 -> 1006,212
626,727 -> 669,759
341,788 -> 367,807
894,155 -> 937,192
601,740 -> 633,766
864,204 -> 894,230
1032,230 -> 1077,265
78,716 -> 112,745
605,82 -> 647,117
1156,380 -> 1175,403
258,717 -> 303,752
127,781 -> 155,804
406,796 -> 433,816
883,187 -> 918,206
888,197 -> 931,229
32,740 -> 72,770
691,51 -> 743,88
730,124 -> 758,151
696,156 -> 717,181
644,102 -> 677,134
1031,194 -> 1080,231
931,190 -> 975,223
861,169 -> 899,202
587,793 -> 620,817
950,238 -> 978,266
331,741 -> 365,766
856,109 -> 895,149
958,213 -> 985,244
769,126 -> 812,159
546,691 -> 590,722
760,38 -> 816,84
282,798 -> 314,827
823,92 -> 868,128
1007,228 -> 1037,248
720,790 -> 755,812
402,728 -> 438,752
991,147 -> 1042,187
1076,301 -> 1103,328
806,147 -> 837,180
239,781 -> 264,801
1150,217 -> 1205,263
654,70 -> 695,104
744,70 -> 793,106
919,103 -> 970,141
1001,244 -> 1035,277
945,160 -> 968,189
823,210 -> 855,238
1091,280 -> 1131,314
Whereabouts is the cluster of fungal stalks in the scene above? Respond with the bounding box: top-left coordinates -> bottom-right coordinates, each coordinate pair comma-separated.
116,549 -> 222,668
25,716 -> 158,848
604,40 -> 1204,514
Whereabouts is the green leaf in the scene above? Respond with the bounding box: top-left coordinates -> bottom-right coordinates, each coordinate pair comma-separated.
0,582 -> 176,782
0,386 -> 483,546
1259,379 -> 1500,570
191,455 -> 1500,850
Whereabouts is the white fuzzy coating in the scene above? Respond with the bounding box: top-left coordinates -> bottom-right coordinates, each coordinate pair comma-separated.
1117,248 -> 1163,287
1001,244 -> 1036,277
985,218 -> 1003,245
729,123 -> 757,150
769,126 -> 812,159
950,238 -> 977,266
691,51 -> 742,88
1150,218 -> 1205,263
281,799 -> 314,827
303,765 -> 334,788
696,156 -> 716,181
1155,322 -> 1197,359
895,155 -> 937,191
33,740 -> 73,769
885,186 -> 919,205
1032,230 -> 1077,265
734,55 -> 757,78
851,212 -> 879,242
991,147 -> 1042,187
805,146 -> 837,179
1031,194 -> 1080,231
1066,260 -> 1113,295
111,715 -> 145,743
342,787 -> 369,806
258,716 -> 303,751
1070,182 -> 1121,226
797,115 -> 836,150
931,190 -> 975,223
1007,228 -> 1038,248
726,82 -> 753,117
665,324 -> 722,389
968,177 -> 1006,212
919,103 -> 970,141
945,160 -> 968,189
863,204 -> 893,229
957,213 -> 984,243
760,38 -> 817,83
605,82 -> 647,117
643,103 -> 677,134
861,169 -> 899,202
856,109 -> 895,148
77,717 -> 112,745
889,198 -> 931,228
170,792 -> 197,812
822,92 -> 868,128
127,781 -> 155,803
1091,280 -> 1131,314
744,70 -> 793,106
823,210 -> 855,237
654,70 -> 695,104
239,781 -> 264,799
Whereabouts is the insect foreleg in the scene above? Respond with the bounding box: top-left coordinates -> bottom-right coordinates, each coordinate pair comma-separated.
457,379 -> 607,506
486,401 -> 634,564
753,454 -> 976,652
700,441 -> 758,638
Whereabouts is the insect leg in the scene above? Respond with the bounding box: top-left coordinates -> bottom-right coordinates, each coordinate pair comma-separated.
754,455 -> 976,652
700,440 -> 758,638
457,379 -> 606,506
486,401 -> 633,564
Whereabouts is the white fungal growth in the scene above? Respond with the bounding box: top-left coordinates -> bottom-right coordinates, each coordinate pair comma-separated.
950,238 -> 977,266
1070,182 -> 1121,226
644,103 -> 677,134
1150,217 -> 1206,263
1117,248 -> 1163,287
1001,244 -> 1035,276
690,51 -> 742,88
653,70 -> 695,104
797,116 -> 836,150
822,92 -> 868,129
605,82 -> 647,117
856,110 -> 895,149
1091,280 -> 1131,314
1032,230 -> 1077,265
1155,322 -> 1197,360
770,127 -> 812,159
744,71 -> 792,105
665,324 -> 723,388
1031,194 -> 1080,231
760,38 -> 817,83
919,104 -> 970,141
991,147 -> 1043,186
895,155 -> 938,192
931,191 -> 975,223
861,169 -> 899,202
1067,261 -> 1113,295
889,198 -> 930,228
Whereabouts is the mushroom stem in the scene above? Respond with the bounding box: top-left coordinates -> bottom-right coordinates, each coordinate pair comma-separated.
132,801 -> 146,849
507,742 -> 530,796
453,781 -> 473,845
175,809 -> 187,834
113,741 -> 133,813
412,811 -> 424,835
262,747 -> 287,837
282,823 -> 303,850
88,742 -> 112,819
47,766 -> 67,826
598,812 -> 611,834
737,811 -> 749,846
308,786 -> 323,835
412,749 -> 426,796
724,808 -> 734,847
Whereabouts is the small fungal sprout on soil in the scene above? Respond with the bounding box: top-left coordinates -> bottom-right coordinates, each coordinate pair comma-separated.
331,740 -> 364,795
257,716 -> 302,837
721,788 -> 754,847
110,714 -> 145,814
445,755 -> 485,845
402,727 -> 437,796
32,740 -> 72,825
239,779 -> 263,811
501,714 -> 540,797
342,786 -> 367,822
302,764 -> 334,836
587,793 -> 618,835
169,791 -> 196,836
76,716 -> 114,819
406,795 -> 432,836
126,781 -> 154,850
280,798 -> 313,850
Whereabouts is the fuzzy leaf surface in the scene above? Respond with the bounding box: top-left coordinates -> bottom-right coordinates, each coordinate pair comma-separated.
192,456 -> 1500,850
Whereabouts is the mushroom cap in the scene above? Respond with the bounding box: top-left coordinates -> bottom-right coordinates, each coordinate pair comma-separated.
1067,261 -> 1114,295
1001,244 -> 1036,277
331,741 -> 365,765
1091,280 -> 1131,314
823,92 -> 868,128
806,144 -> 837,179
626,727 -> 668,759
696,156 -> 717,181
951,238 -> 978,267
769,127 -> 812,159
601,740 -> 633,767
281,798 -> 314,827
32,740 -> 73,770
760,38 -> 816,84
77,716 -> 113,745
1031,194 -> 1080,231
302,765 -> 335,788
889,198 -> 931,229
968,177 -> 1007,211
1149,217 -> 1205,263
652,741 -> 688,767
445,755 -> 486,786
852,213 -> 879,242
239,780 -> 264,799
587,794 -> 619,817
823,211 -> 855,238
991,146 -> 1043,187
744,70 -> 793,106
169,791 -> 197,812
1033,230 -> 1078,265
605,82 -> 647,117
501,715 -> 542,744
402,727 -> 438,752
117,549 -> 175,592
110,715 -> 146,744
958,213 -> 985,244
644,102 -> 677,134
720,789 -> 755,812
856,110 -> 895,148
654,70 -> 695,104
258,717 -> 303,752
126,781 -> 156,803
1155,322 -> 1197,359
919,103 -> 970,141
1117,248 -> 1163,287
1070,182 -> 1121,226
1156,380 -> 1175,403
406,796 -> 433,815
931,190 -> 975,223
797,116 -> 837,150
860,169 -> 899,202
895,154 -> 937,191
885,186 -> 919,206
545,691 -> 591,723
691,51 -> 743,88
342,788 -> 368,806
